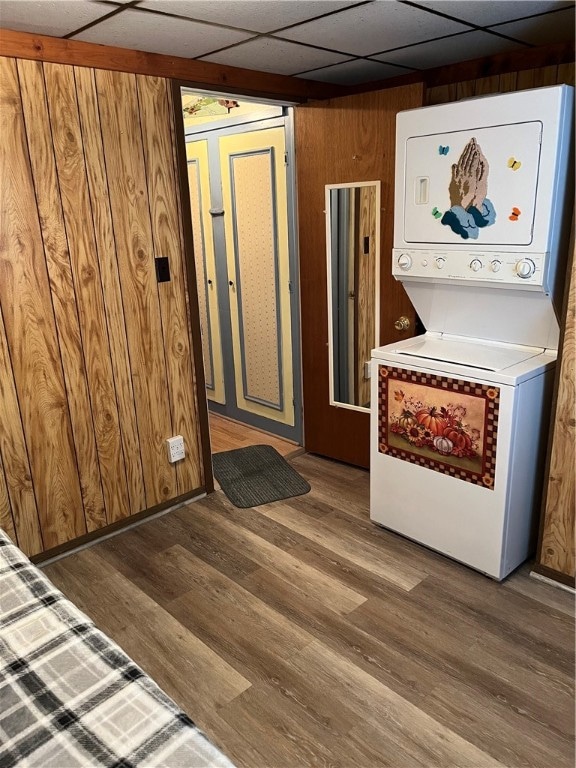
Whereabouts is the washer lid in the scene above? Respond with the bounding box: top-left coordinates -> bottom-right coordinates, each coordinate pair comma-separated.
375,336 -> 543,372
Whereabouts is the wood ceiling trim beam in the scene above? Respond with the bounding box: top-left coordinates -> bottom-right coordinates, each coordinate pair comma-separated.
0,27 -> 347,102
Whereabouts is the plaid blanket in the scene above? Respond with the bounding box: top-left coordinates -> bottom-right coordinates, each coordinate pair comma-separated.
0,529 -> 235,768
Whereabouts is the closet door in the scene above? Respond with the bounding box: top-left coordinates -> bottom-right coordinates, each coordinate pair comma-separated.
219,127 -> 295,429
186,139 -> 226,405
295,84 -> 423,468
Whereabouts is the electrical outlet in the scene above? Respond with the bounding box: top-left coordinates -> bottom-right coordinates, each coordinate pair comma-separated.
166,435 -> 185,463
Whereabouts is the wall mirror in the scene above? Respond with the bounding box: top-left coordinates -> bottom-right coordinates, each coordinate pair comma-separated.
326,181 -> 381,411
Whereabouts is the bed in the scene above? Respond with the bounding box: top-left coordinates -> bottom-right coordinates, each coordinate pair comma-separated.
0,529 -> 234,768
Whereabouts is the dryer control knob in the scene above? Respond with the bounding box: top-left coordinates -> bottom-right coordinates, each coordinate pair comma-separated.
490,259 -> 502,273
435,257 -> 446,269
469,258 -> 483,272
516,258 -> 536,279
397,253 -> 412,271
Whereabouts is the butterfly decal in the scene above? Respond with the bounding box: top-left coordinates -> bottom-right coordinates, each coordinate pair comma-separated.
507,157 -> 522,171
431,207 -> 442,219
438,145 -> 450,155
509,207 -> 521,222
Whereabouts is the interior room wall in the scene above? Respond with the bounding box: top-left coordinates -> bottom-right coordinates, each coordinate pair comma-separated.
0,56 -> 206,559
0,28 -> 573,578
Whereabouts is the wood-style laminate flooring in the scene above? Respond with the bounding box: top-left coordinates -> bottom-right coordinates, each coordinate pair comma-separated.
44,454 -> 575,768
209,412 -> 302,458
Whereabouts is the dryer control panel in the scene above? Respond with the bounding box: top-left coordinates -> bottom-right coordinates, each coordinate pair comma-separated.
392,248 -> 548,289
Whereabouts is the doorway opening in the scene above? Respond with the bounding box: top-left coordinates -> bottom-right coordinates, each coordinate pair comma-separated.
178,88 -> 302,457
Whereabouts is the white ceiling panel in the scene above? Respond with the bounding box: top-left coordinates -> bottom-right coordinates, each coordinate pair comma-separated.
374,30 -> 523,69
0,0 -> 112,37
137,0 -> 364,33
298,58 -> 414,84
200,36 -> 350,74
489,6 -> 576,45
279,1 -> 470,56
72,7 -> 255,56
414,1 -> 574,27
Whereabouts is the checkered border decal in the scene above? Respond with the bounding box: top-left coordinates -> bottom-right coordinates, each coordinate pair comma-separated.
378,365 -> 500,489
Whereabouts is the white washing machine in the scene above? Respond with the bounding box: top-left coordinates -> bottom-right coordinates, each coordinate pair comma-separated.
370,85 -> 574,580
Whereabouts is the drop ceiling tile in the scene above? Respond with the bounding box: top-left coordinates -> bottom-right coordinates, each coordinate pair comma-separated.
488,6 -> 576,44
0,0 -> 112,37
374,30 -> 524,69
414,1 -> 574,27
72,7 -> 255,56
137,0 -> 364,33
200,37 -> 350,74
298,58 -> 415,84
279,1 -> 470,56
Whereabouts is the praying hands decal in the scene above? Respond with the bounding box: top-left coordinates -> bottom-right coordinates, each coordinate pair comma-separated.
440,138 -> 496,239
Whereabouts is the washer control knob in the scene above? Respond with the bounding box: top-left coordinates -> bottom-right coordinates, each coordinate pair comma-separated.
490,259 -> 502,273
470,258 -> 483,273
516,258 -> 536,279
435,257 -> 446,269
397,253 -> 412,271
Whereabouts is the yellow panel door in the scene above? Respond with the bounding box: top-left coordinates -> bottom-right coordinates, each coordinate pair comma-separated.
219,127 -> 294,427
186,139 -> 225,404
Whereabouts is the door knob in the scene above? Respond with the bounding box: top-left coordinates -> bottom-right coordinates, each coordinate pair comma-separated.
394,316 -> 410,331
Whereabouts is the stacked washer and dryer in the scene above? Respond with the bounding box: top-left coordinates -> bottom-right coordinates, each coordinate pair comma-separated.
370,85 -> 574,580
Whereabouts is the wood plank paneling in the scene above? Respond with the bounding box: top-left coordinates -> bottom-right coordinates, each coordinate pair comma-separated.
0,441 -> 17,544
74,65 -> 146,517
0,56 -> 85,550
533,64 -> 561,87
43,62 -> 130,525
557,62 -> 575,86
474,75 -> 501,95
425,61 -> 574,105
536,221 -> 575,582
498,72 -> 518,93
17,58 -> 107,533
355,186 -> 376,408
95,68 -> 177,507
136,74 -> 202,495
0,303 -> 42,555
169,81 -> 214,493
0,56 -> 205,556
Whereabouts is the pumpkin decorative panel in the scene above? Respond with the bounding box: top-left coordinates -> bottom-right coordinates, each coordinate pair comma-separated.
378,366 -> 499,488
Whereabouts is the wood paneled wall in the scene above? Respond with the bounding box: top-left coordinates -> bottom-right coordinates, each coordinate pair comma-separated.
535,220 -> 575,585
425,61 -> 574,104
295,83 -> 423,468
0,57 -> 204,558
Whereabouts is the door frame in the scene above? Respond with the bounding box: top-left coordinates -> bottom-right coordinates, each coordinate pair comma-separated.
171,83 -> 303,451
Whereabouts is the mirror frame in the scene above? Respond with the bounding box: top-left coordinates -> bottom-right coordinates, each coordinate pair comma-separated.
325,180 -> 381,412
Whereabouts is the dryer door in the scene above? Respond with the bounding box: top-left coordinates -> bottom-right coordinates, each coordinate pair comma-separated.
403,121 -> 542,246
